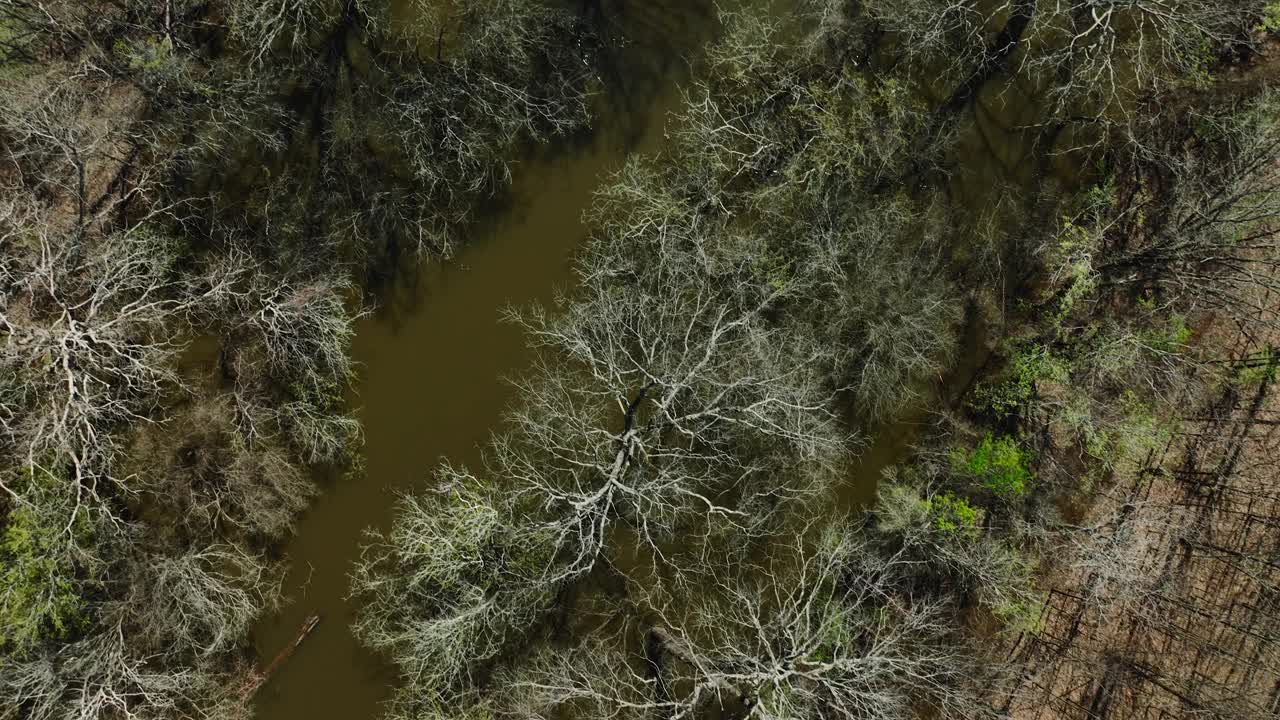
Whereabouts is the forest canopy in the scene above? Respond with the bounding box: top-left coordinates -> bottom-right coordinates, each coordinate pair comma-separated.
3,1 -> 1280,720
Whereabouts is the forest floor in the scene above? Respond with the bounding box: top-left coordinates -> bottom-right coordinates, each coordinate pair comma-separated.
979,39 -> 1280,719
994,301 -> 1280,717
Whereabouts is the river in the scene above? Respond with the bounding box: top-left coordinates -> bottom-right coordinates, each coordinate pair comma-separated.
250,4 -> 719,719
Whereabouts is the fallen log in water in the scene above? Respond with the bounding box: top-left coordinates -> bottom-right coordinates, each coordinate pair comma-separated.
243,614 -> 321,699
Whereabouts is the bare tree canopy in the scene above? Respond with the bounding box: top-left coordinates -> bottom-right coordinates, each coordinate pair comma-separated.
6,1 -> 1280,720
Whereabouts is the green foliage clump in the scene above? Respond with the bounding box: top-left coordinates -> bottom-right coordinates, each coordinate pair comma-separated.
1052,217 -> 1100,323
1082,173 -> 1117,214
112,34 -> 191,92
0,468 -> 94,653
1172,35 -> 1217,90
992,593 -> 1045,634
115,36 -> 173,73
1057,394 -> 1111,466
1234,349 -> 1280,388
956,434 -> 1033,499
923,492 -> 980,537
1139,313 -> 1192,353
1261,2 -> 1280,32
288,374 -> 345,413
972,344 -> 1065,417
755,254 -> 793,292
1109,394 -> 1168,467
810,603 -> 855,665
0,15 -> 18,64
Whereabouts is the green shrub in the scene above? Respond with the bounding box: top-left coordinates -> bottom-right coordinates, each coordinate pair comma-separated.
1260,1 -> 1280,32
0,468 -> 95,652
923,493 -> 980,537
972,344 -> 1065,418
992,593 -> 1046,634
957,434 -> 1033,499
1233,347 -> 1278,388
1139,313 -> 1192,353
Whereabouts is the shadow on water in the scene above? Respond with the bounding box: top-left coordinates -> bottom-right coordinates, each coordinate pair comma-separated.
586,0 -> 719,149
250,3 -> 725,720
367,0 -> 723,329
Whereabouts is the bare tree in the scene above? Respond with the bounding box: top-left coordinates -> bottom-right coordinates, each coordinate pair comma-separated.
0,224 -> 239,534
232,268 -> 358,392
127,543 -> 282,658
133,392 -> 317,541
0,65 -> 152,241
1016,0 -> 1256,117
508,526 -> 978,720
874,477 -> 1039,615
0,615 -> 255,720
1066,496 -> 1188,617
197,247 -> 363,464
219,0 -> 595,260
613,11 -> 959,420
861,0 -> 1259,119
228,0 -> 341,66
371,0 -> 593,256
1096,90 -> 1280,325
351,477 -> 554,698
500,201 -> 852,583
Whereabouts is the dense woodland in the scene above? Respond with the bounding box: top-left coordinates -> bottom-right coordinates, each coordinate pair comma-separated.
2,1 -> 1280,719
